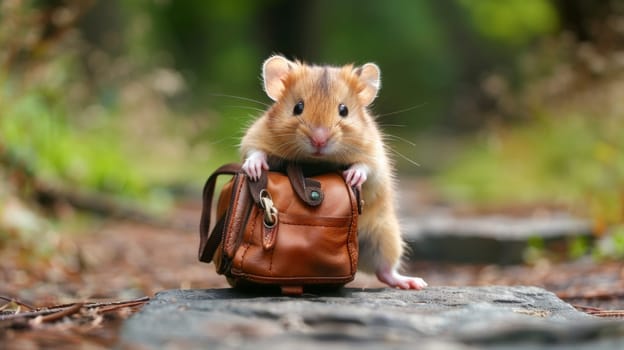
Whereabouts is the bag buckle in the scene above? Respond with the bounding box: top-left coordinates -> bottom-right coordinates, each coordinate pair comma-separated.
259,190 -> 278,227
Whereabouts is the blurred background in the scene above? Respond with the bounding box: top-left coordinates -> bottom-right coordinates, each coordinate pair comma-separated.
1,0 -> 624,296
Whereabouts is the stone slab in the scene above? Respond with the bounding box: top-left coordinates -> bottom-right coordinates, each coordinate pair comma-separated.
402,214 -> 592,264
119,287 -> 624,349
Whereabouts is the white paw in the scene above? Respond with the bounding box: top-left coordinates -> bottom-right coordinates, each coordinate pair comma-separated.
396,276 -> 428,290
241,150 -> 269,181
376,267 -> 428,290
342,163 -> 368,189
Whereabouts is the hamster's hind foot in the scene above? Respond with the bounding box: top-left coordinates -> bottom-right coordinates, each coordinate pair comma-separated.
376,265 -> 428,290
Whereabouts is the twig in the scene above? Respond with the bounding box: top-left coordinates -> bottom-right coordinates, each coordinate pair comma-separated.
595,311 -> 624,317
557,290 -> 624,300
0,295 -> 36,310
95,300 -> 149,314
85,296 -> 150,310
0,296 -> 149,322
2,145 -> 191,230
586,310 -> 624,318
571,304 -> 624,318
47,296 -> 150,312
1,305 -> 76,322
35,182 -> 167,225
571,304 -> 602,312
34,303 -> 84,324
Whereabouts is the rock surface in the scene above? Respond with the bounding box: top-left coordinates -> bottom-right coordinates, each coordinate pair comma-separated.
396,183 -> 593,264
402,213 -> 592,264
120,287 -> 624,349
398,199 -> 592,263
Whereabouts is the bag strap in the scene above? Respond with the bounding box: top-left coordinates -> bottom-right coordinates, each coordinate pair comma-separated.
286,163 -> 324,206
247,171 -> 268,204
198,163 -> 242,262
287,162 -> 362,213
244,163 -> 327,207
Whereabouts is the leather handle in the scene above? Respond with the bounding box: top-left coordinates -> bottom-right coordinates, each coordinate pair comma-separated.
286,163 -> 324,206
247,163 -> 323,207
198,163 -> 242,262
247,171 -> 268,204
353,185 -> 363,215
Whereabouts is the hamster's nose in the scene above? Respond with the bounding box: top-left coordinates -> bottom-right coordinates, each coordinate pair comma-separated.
310,127 -> 330,148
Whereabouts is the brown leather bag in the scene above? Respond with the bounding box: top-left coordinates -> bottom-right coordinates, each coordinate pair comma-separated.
198,162 -> 360,295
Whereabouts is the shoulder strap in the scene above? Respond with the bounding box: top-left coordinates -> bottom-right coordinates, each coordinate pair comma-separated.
198,163 -> 242,262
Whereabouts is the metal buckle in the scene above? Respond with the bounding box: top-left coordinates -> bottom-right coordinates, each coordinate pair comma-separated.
259,190 -> 278,227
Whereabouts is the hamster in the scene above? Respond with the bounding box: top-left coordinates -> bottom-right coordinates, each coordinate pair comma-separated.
240,55 -> 427,290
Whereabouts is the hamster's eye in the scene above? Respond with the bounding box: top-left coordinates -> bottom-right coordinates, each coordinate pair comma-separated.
338,103 -> 349,117
293,101 -> 304,116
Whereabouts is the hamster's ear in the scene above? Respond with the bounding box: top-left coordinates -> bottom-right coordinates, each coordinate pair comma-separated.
263,55 -> 293,101
356,63 -> 381,106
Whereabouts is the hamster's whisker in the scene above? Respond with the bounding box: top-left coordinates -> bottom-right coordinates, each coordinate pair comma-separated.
222,105 -> 266,113
206,136 -> 240,146
376,103 -> 427,119
378,123 -> 407,128
334,143 -> 375,163
208,93 -> 271,107
342,133 -> 376,146
388,147 -> 421,167
274,140 -> 304,156
383,134 -> 417,147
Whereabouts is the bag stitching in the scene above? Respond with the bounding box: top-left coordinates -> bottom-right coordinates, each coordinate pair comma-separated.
234,274 -> 354,284
224,176 -> 244,254
238,208 -> 258,272
268,228 -> 275,274
347,182 -> 358,275
276,222 -> 350,228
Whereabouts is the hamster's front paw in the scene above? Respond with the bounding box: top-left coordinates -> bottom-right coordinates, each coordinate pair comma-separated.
242,150 -> 269,181
342,163 -> 369,189
376,265 -> 428,290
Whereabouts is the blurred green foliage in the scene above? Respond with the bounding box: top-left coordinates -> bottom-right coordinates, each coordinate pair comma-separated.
457,0 -> 558,46
595,226 -> 624,260
0,1 -> 142,194
436,110 -> 624,253
126,0 -> 558,131
436,101 -> 624,259
0,76 -> 145,197
437,113 -> 623,206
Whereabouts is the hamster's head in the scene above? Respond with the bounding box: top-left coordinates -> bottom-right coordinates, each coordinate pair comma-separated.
261,55 -> 381,164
